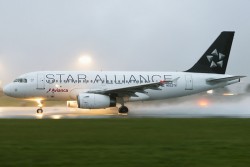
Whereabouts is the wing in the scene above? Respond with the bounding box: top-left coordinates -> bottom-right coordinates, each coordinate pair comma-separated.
87,77 -> 180,98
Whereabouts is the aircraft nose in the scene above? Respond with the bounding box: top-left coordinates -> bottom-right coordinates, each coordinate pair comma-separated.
3,84 -> 13,96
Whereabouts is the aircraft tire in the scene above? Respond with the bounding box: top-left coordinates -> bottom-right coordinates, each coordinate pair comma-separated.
118,106 -> 129,114
37,109 -> 43,114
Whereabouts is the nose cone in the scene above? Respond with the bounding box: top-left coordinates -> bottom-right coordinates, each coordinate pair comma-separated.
3,84 -> 12,96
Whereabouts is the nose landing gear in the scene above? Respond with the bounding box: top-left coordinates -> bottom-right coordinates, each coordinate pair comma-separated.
36,99 -> 43,114
37,108 -> 43,114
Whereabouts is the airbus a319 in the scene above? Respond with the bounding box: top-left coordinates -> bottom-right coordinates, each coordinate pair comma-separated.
3,31 -> 245,114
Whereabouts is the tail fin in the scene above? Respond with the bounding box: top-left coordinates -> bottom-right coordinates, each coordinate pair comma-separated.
185,31 -> 234,74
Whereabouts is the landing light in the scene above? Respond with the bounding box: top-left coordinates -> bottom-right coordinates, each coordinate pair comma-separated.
36,99 -> 43,107
26,98 -> 44,106
207,90 -> 213,94
223,93 -> 234,96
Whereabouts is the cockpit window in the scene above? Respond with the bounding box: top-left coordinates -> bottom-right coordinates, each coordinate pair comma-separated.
14,78 -> 27,83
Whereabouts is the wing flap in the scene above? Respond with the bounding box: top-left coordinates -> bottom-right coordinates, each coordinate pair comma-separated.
87,77 -> 180,97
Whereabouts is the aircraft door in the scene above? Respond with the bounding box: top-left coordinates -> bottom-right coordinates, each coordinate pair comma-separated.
185,75 -> 193,90
37,73 -> 45,89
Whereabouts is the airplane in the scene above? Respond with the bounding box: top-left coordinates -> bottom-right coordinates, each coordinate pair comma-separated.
3,31 -> 245,114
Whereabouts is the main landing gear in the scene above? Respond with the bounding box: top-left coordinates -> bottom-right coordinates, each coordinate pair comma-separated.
118,106 -> 129,114
36,99 -> 43,114
117,98 -> 129,114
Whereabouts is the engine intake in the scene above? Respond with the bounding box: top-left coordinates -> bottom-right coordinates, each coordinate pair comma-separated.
77,93 -> 116,109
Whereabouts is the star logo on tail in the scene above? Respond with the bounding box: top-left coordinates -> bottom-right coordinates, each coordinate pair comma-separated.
206,49 -> 225,68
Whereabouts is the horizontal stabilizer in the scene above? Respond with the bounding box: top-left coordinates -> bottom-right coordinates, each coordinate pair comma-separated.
206,76 -> 245,84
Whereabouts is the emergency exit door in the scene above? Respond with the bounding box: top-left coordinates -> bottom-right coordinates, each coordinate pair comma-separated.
185,75 -> 193,90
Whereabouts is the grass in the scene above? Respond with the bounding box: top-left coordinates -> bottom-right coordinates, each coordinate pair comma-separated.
0,119 -> 250,166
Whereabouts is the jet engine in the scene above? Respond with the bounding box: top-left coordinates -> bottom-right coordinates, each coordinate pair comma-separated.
77,93 -> 116,109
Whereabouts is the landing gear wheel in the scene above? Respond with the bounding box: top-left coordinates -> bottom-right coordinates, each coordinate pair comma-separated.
37,108 -> 43,114
36,99 -> 43,114
118,106 -> 129,114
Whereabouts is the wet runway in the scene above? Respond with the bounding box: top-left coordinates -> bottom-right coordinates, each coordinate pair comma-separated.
0,97 -> 250,119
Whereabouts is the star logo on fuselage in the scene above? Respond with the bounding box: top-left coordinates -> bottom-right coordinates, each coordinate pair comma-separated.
206,49 -> 225,68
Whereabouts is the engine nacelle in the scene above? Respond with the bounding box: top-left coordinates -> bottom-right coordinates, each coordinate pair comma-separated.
77,93 -> 116,109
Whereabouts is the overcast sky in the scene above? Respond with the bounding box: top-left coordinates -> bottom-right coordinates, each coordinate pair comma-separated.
0,0 -> 250,85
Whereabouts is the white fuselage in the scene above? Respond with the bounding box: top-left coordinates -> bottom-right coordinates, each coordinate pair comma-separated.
3,71 -> 238,102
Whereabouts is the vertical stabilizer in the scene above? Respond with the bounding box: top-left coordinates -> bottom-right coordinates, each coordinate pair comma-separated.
186,31 -> 234,74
